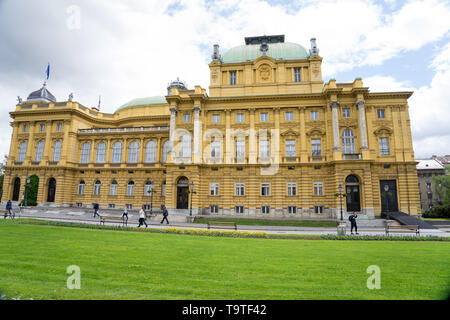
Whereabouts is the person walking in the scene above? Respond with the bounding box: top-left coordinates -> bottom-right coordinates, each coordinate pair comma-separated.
122,206 -> 129,223
5,200 -> 13,219
160,204 -> 169,224
349,212 -> 359,235
93,203 -> 100,218
137,205 -> 148,228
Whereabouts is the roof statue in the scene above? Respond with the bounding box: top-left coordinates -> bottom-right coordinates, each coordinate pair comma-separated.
211,44 -> 221,61
310,38 -> 319,56
68,92 -> 74,102
17,96 -> 22,104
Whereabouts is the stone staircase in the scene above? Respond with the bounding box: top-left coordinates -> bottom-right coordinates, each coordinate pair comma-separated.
387,212 -> 438,229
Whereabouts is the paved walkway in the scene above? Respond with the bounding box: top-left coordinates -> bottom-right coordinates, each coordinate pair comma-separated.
7,207 -> 449,238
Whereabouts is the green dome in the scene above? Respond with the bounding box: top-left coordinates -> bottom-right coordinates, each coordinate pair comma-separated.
221,42 -> 310,64
115,96 -> 168,112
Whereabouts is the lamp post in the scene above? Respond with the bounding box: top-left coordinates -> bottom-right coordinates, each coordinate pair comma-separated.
147,187 -> 157,216
189,181 -> 195,217
338,184 -> 344,221
24,177 -> 31,207
335,184 -> 347,236
383,184 -> 390,222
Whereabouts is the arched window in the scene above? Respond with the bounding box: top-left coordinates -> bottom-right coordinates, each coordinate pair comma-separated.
78,180 -> 85,195
111,142 -> 122,163
211,141 -> 221,159
345,175 -> 359,184
342,129 -> 355,154
80,142 -> 91,163
145,141 -> 157,163
18,141 -> 27,162
96,142 -> 106,163
35,141 -> 44,162
144,180 -> 154,196
93,180 -> 101,195
52,141 -> 62,162
127,181 -> 135,196
110,180 -> 118,196
128,141 -> 139,163
162,141 -> 170,163
180,134 -> 191,158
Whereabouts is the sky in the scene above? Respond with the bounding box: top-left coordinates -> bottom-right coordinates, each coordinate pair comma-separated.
0,0 -> 449,159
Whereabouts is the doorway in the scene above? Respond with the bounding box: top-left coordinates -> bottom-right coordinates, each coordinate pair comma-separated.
176,177 -> 189,209
12,177 -> 20,201
47,178 -> 56,202
345,175 -> 361,212
380,180 -> 398,212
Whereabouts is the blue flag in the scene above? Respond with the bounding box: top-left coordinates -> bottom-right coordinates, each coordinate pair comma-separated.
46,63 -> 50,80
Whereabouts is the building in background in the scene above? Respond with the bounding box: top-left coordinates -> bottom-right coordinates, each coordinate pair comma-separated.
2,35 -> 420,218
416,159 -> 446,212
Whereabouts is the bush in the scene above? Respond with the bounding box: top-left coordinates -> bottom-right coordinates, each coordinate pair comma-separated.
422,204 -> 450,218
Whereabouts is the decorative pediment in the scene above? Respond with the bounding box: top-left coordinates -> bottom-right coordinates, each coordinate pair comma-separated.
306,128 -> 326,137
280,128 -> 299,137
339,118 -> 358,128
373,126 -> 393,136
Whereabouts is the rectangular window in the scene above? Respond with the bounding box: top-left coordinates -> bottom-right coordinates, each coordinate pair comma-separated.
260,112 -> 268,122
236,140 -> 245,159
211,141 -> 220,159
311,139 -> 321,156
18,141 -> 27,162
235,206 -> 244,214
314,205 -> 324,214
110,183 -> 117,196
108,203 -> 115,209
126,184 -> 135,196
235,182 -> 245,196
261,183 -> 270,196
287,182 -> 297,196
210,182 -> 219,196
310,111 -> 319,120
57,123 -> 62,131
286,140 -> 296,157
342,108 -> 351,117
40,124 -> 45,132
379,137 -> 390,155
78,183 -> 85,195
23,124 -> 28,132
161,183 -> 166,197
288,206 -> 297,214
230,71 -> 236,85
183,114 -> 191,122
261,206 -> 270,214
210,205 -> 219,214
259,139 -> 270,158
294,67 -> 301,82
377,109 -> 386,119
285,111 -> 293,121
212,114 -> 220,123
236,113 -> 244,123
314,181 -> 324,196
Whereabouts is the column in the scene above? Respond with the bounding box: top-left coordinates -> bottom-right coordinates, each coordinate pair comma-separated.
169,107 -> 177,159
24,121 -> 36,165
193,106 -> 201,164
7,122 -> 19,164
225,109 -> 233,164
43,120 -> 52,163
273,107 -> 280,164
330,101 -> 340,151
356,100 -> 368,150
105,138 -> 112,165
249,108 -> 257,164
299,107 -> 307,163
60,120 -> 72,164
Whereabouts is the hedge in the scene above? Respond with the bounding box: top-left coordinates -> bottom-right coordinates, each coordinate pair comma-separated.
422,204 -> 450,218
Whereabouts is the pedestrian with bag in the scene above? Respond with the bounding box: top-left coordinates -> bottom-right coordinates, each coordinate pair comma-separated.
137,205 -> 148,228
5,200 -> 14,219
122,205 -> 129,223
93,203 -> 100,218
160,204 -> 169,224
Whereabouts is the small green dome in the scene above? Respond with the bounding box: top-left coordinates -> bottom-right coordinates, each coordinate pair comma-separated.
115,96 -> 168,113
221,42 -> 310,64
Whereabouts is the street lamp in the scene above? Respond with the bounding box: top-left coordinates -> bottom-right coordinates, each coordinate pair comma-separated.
188,181 -> 195,217
147,186 -> 157,216
335,184 -> 347,236
24,177 -> 31,207
336,184 -> 345,221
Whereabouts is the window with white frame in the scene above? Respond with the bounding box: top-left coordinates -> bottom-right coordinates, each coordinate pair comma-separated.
110,180 -> 117,196
144,181 -> 154,196
40,124 -> 45,132
162,141 -> 170,163
235,206 -> 244,214
260,112 -> 268,122
314,181 -> 323,196
235,182 -> 245,196
57,123 -> 62,131
342,108 -> 351,118
236,113 -> 244,123
310,111 -> 319,120
95,142 -> 106,163
18,141 -> 27,162
314,205 -> 324,214
210,205 -> 219,214
93,180 -> 101,195
285,140 -> 296,157
111,141 -> 122,163
311,139 -> 321,156
52,141 -> 62,162
236,140 -> 245,159
294,67 -> 301,82
145,141 -> 157,163
261,206 -> 270,214
126,181 -> 135,196
259,139 -> 270,158
128,141 -> 139,163
210,182 -> 219,196
288,206 -> 297,214
180,134 -> 191,158
377,109 -> 385,119
261,183 -> 270,196
287,182 -> 297,196
379,137 -> 390,155
342,129 -> 355,154
285,111 -> 293,121
80,142 -> 91,163
78,180 -> 85,195
211,141 -> 220,159
212,114 -> 220,123
183,113 -> 191,122
230,71 -> 236,85
35,141 -> 44,162
23,124 -> 28,132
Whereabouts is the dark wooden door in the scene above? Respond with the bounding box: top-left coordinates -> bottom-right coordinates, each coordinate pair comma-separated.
346,185 -> 361,212
47,178 -> 56,202
12,178 -> 20,201
380,180 -> 398,212
177,186 -> 188,209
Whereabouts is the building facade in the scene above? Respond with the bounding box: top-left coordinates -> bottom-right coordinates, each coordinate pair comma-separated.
2,35 -> 420,218
416,159 -> 446,212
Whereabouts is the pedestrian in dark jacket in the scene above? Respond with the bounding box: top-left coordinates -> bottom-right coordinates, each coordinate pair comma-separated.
5,200 -> 13,218
160,204 -> 169,224
122,206 -> 129,222
349,212 -> 358,234
93,203 -> 100,218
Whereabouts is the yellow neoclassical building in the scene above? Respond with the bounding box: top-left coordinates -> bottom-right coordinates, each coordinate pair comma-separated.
2,35 -> 420,218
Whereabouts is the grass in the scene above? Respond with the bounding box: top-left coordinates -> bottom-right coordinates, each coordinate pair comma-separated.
0,221 -> 449,300
422,217 -> 450,221
193,217 -> 338,228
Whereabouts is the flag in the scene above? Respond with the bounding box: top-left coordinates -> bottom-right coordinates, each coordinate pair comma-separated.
46,63 -> 50,80
97,95 -> 101,109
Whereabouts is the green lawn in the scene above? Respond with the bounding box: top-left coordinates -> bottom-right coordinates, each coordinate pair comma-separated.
422,217 -> 450,221
193,217 -> 338,228
0,221 -> 449,300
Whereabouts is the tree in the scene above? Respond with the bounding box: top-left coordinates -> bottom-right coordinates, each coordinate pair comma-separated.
433,175 -> 450,206
0,155 -> 7,202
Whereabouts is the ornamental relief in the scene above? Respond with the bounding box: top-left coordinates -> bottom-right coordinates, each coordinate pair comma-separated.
51,132 -> 64,139
17,133 -> 29,140
280,129 -> 300,137
177,124 -> 194,131
305,120 -> 325,128
306,128 -> 326,137
339,119 -> 358,128
372,120 -> 393,127
258,64 -> 272,83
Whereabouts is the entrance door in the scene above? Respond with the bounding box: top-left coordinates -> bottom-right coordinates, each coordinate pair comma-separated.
12,178 -> 20,201
345,175 -> 361,212
176,186 -> 189,209
380,180 -> 398,212
47,178 -> 56,202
